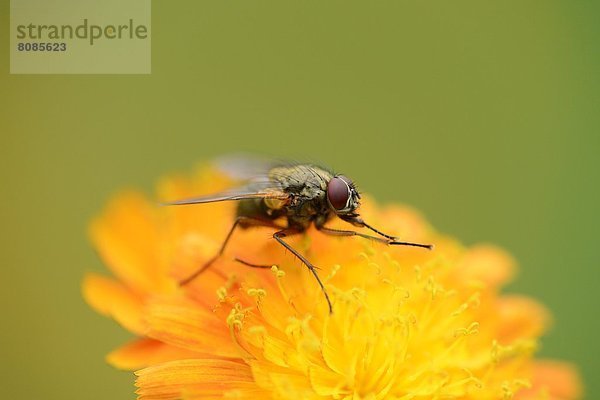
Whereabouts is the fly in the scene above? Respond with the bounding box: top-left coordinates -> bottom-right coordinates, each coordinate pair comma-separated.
164,161 -> 433,313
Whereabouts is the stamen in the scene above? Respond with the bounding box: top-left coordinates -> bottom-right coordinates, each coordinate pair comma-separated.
491,340 -> 538,364
270,265 -> 294,310
454,322 -> 480,338
324,264 -> 340,282
226,303 -> 254,359
502,379 -> 531,400
216,286 -> 228,302
452,293 -> 481,317
247,288 -> 267,306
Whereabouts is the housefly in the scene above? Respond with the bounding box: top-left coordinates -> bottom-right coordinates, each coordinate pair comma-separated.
164,160 -> 433,313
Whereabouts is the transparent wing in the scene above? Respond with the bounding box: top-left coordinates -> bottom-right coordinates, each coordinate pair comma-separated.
214,154 -> 281,180
162,180 -> 289,206
163,155 -> 313,206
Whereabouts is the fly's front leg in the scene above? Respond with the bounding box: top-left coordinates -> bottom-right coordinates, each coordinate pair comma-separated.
341,217 -> 434,250
317,225 -> 394,244
179,216 -> 280,286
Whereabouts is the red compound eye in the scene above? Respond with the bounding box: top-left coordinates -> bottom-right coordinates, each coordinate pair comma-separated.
327,176 -> 350,210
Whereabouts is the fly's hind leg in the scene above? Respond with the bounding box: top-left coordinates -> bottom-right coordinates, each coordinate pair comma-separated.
234,229 -> 333,313
179,216 -> 280,286
272,230 -> 333,314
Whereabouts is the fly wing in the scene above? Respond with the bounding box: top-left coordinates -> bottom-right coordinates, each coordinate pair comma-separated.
214,154 -> 282,180
164,155 -> 302,206
162,180 -> 289,206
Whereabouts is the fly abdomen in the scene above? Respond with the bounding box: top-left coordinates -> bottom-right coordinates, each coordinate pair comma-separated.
236,198 -> 285,225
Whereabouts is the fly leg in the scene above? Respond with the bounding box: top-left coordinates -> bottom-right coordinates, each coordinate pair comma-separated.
271,229 -> 333,314
317,225 -> 395,244
234,229 -> 333,312
338,217 -> 433,250
320,225 -> 432,249
179,216 -> 281,286
233,258 -> 273,268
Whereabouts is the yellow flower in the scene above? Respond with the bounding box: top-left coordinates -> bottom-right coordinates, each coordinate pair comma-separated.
83,166 -> 582,400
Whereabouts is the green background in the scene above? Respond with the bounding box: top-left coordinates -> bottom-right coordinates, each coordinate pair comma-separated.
1,1 -> 598,399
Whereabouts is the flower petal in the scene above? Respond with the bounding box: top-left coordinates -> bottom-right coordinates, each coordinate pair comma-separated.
82,273 -> 146,335
457,244 -> 516,287
90,192 -> 175,294
496,295 -> 552,342
135,359 -> 261,400
517,360 -> 583,400
107,338 -> 205,371
145,296 -> 240,358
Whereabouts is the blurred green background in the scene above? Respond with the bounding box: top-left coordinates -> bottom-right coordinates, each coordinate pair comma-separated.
1,1 -> 598,399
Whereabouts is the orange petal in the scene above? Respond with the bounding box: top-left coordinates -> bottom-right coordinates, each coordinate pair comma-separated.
517,360 -> 583,400
82,273 -> 146,335
90,192 -> 175,294
145,296 -> 240,358
156,168 -> 237,240
457,244 -> 516,287
135,359 -> 261,400
183,385 -> 270,400
107,338 -> 206,371
496,295 -> 552,343
377,203 -> 431,242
